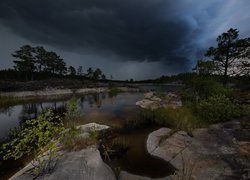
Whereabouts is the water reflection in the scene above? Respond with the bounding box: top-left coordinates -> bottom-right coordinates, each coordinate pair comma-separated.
0,107 -> 14,117
0,92 -> 143,139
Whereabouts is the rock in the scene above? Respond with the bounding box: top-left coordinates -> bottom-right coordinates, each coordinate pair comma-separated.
136,92 -> 182,110
77,123 -> 110,138
119,171 -> 151,180
119,171 -> 172,180
78,123 -> 110,133
239,141 -> 250,156
10,147 -> 116,180
147,128 -> 192,168
144,92 -> 154,99
147,119 -> 250,180
136,99 -> 162,109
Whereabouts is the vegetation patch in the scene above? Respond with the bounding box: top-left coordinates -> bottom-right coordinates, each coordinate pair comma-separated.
0,109 -> 65,177
142,104 -> 203,133
61,124 -> 97,152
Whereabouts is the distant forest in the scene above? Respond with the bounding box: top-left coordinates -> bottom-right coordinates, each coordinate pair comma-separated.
0,28 -> 249,83
0,45 -> 106,82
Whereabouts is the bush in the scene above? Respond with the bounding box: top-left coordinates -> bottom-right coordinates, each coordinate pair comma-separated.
197,95 -> 249,123
154,91 -> 167,100
1,109 -> 64,176
61,124 -> 97,151
191,76 -> 234,99
64,97 -> 79,121
143,105 -> 203,132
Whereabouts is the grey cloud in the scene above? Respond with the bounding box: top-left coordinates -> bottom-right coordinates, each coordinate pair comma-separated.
0,0 -> 250,78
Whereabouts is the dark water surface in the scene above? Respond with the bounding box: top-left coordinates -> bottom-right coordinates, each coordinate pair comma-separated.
0,85 -> 182,178
0,92 -> 143,139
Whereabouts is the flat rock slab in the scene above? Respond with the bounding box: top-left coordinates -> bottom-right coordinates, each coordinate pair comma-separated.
78,122 -> 109,132
136,92 -> 182,110
119,171 -> 172,180
147,118 -> 250,180
10,147 -> 116,180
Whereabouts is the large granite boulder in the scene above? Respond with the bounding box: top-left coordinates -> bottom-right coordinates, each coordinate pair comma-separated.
10,147 -> 116,180
136,92 -> 182,110
146,119 -> 250,180
119,171 -> 172,180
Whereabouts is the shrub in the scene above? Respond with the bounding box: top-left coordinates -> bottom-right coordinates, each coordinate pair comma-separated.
154,91 -> 166,100
191,77 -> 234,99
143,105 -> 203,132
61,125 -> 97,151
64,97 -> 80,121
197,95 -> 249,123
1,109 -> 64,176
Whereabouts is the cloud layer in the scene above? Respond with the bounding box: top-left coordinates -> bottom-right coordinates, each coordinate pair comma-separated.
0,0 -> 250,79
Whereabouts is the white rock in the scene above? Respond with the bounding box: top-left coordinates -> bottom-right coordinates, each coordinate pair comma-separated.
10,147 -> 116,180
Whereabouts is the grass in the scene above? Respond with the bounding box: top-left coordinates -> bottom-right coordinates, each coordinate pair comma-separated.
61,124 -> 98,151
154,91 -> 167,100
142,103 -> 207,133
108,87 -> 122,96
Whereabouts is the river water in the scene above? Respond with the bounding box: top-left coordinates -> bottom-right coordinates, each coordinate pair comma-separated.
0,85 -> 183,178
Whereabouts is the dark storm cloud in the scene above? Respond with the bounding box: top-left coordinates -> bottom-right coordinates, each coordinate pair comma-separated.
0,1 -> 203,70
0,0 -> 250,74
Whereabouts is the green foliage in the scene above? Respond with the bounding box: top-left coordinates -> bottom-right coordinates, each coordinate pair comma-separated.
143,105 -> 203,132
205,28 -> 250,76
109,87 -> 121,96
93,68 -> 102,80
197,95 -> 250,123
191,76 -> 234,99
64,97 -> 79,121
154,91 -> 166,100
194,60 -> 216,75
61,125 -> 97,151
89,130 -> 99,140
68,66 -> 76,76
12,45 -> 36,81
1,109 -> 64,176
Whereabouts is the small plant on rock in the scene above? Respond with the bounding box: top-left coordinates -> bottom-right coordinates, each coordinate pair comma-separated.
0,109 -> 64,177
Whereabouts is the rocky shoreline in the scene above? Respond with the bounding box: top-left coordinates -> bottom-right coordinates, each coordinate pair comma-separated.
146,118 -> 250,180
7,92 -> 250,180
0,86 -> 140,98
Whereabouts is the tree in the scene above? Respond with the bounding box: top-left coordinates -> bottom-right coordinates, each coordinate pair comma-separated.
93,68 -> 102,80
12,45 -> 36,81
87,67 -> 94,78
45,51 -> 66,76
101,74 -> 106,80
68,66 -> 76,76
193,60 -> 216,75
77,66 -> 83,76
35,46 -> 47,72
205,28 -> 250,76
237,58 -> 250,76
54,57 -> 67,76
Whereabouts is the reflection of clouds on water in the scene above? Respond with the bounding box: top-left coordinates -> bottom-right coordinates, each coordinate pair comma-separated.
0,106 -> 14,116
0,92 -> 144,139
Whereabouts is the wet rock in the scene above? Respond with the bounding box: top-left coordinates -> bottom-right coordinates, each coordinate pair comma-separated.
119,171 -> 172,180
76,123 -> 110,138
10,147 -> 116,180
147,128 -> 192,168
136,92 -> 182,110
78,123 -> 109,133
147,119 -> 250,180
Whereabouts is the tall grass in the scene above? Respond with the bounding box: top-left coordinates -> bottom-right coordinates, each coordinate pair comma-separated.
142,103 -> 206,133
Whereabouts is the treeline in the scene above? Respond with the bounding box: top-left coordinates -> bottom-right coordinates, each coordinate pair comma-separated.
0,45 -> 106,81
141,28 -> 250,85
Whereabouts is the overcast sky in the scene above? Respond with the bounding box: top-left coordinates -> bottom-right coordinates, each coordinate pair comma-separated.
0,0 -> 250,80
